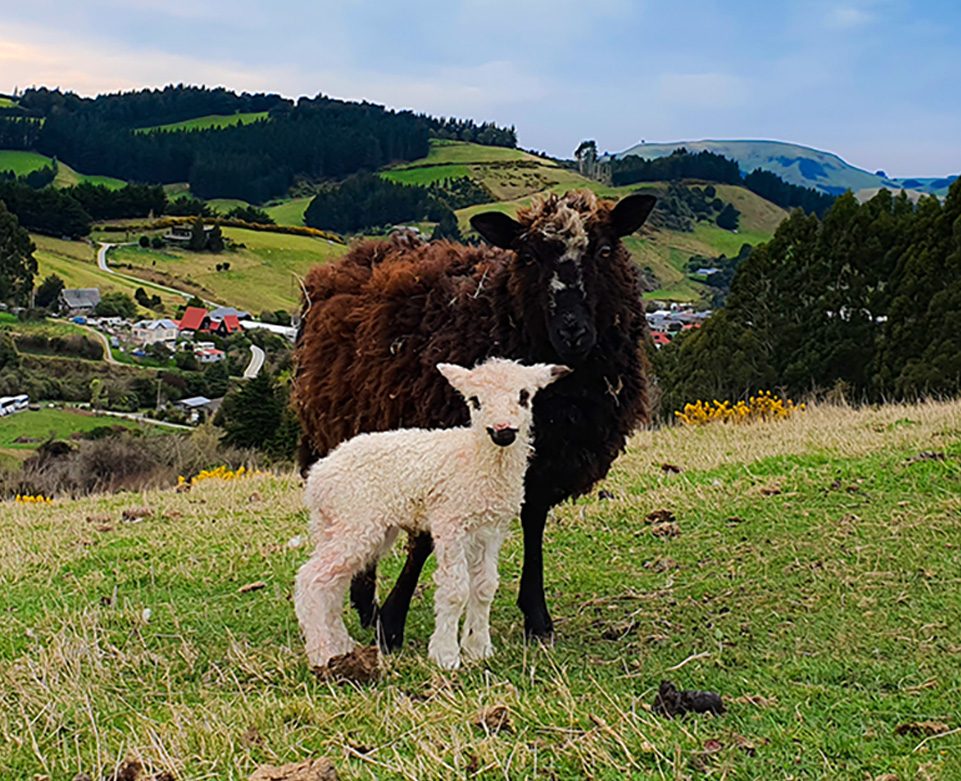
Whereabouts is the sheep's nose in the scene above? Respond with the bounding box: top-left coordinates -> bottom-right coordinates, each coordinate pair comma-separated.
487,425 -> 517,446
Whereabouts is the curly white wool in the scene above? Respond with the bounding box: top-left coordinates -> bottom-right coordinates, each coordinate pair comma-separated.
294,357 -> 569,670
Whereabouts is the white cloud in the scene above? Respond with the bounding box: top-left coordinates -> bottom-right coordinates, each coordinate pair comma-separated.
655,72 -> 749,110
824,5 -> 873,30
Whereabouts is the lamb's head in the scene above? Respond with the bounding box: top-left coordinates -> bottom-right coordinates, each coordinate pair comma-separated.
437,358 -> 571,447
470,190 -> 656,364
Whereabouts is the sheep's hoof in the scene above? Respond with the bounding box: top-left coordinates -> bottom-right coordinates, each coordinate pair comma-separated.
376,620 -> 405,654
523,615 -> 555,643
463,641 -> 495,660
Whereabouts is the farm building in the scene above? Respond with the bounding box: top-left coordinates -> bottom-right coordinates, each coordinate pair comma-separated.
59,288 -> 101,317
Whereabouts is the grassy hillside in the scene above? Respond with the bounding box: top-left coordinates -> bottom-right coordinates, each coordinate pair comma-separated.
0,407 -> 156,467
2,399 -> 959,778
23,141 -> 787,307
32,236 -> 183,311
0,149 -> 126,189
134,112 -> 270,134
109,228 -> 346,313
264,197 -> 311,227
385,140 -> 587,202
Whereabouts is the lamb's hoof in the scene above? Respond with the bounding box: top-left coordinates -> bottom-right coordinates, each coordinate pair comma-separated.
429,650 -> 462,670
463,641 -> 495,660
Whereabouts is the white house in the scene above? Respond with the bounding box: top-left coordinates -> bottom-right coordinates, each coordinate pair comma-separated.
196,348 -> 225,364
131,319 -> 179,345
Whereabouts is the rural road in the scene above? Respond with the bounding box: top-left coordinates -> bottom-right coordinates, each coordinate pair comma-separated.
96,409 -> 192,430
96,242 -> 205,304
79,325 -> 119,365
243,344 -> 265,379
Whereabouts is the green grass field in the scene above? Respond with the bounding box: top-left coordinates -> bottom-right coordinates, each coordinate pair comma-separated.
109,228 -> 347,312
1,399 -> 959,779
264,197 -> 311,227
0,407 -> 152,450
0,149 -> 126,189
0,97 -> 17,108
32,236 -> 183,312
134,112 -> 270,134
382,164 -> 472,186
0,150 -> 53,177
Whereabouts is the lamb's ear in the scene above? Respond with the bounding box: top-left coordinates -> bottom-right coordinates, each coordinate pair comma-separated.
611,193 -> 657,237
535,364 -> 572,389
470,211 -> 522,249
436,362 -> 472,394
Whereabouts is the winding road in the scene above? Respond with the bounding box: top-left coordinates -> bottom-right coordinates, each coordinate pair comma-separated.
94,242 -> 264,379
243,345 -> 265,379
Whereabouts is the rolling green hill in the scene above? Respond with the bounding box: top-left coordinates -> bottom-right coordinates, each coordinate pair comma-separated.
611,139 -> 957,199
21,140 -> 787,308
0,149 -> 126,189
133,112 -> 270,134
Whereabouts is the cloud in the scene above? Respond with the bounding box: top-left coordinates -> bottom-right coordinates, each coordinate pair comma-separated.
824,5 -> 874,30
655,72 -> 749,110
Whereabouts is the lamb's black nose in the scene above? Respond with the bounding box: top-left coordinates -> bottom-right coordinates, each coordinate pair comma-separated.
487,426 -> 517,446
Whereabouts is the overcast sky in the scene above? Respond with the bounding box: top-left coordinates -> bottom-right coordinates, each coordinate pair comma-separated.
2,0 -> 959,176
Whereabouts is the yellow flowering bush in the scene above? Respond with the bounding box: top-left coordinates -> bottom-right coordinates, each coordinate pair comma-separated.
179,465 -> 262,485
15,494 -> 53,504
675,391 -> 805,426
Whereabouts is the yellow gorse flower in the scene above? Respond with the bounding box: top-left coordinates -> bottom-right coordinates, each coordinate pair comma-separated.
14,494 -> 54,504
674,392 -> 804,426
178,465 -> 262,485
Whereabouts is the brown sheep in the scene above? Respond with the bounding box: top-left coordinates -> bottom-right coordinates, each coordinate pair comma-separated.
294,189 -> 656,650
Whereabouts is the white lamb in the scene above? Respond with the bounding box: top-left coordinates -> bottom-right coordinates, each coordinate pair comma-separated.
295,357 -> 570,670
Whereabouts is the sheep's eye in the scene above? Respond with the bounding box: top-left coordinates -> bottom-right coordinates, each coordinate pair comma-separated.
519,389 -> 530,408
469,396 -> 481,410
598,245 -> 612,259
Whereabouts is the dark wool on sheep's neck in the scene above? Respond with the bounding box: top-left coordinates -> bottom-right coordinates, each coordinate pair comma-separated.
294,189 -> 655,647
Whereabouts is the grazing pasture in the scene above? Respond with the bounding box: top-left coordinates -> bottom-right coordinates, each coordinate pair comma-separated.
133,112 -> 270,134
2,399 -> 959,779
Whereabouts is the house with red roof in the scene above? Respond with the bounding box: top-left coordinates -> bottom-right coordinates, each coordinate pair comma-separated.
650,331 -> 671,348
178,306 -> 210,335
210,314 -> 242,337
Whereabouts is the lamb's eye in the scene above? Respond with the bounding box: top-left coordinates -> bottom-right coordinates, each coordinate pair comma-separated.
469,396 -> 481,410
518,389 -> 530,408
599,245 -> 612,259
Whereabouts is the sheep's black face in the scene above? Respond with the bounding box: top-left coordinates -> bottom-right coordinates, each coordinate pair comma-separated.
470,191 -> 657,366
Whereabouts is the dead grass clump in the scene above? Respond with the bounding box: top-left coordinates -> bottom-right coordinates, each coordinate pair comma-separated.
249,758 -> 339,781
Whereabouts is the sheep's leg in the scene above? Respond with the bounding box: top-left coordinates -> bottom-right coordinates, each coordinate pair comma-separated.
518,499 -> 554,641
350,566 -> 378,630
428,534 -> 469,670
461,533 -> 503,660
377,532 -> 434,653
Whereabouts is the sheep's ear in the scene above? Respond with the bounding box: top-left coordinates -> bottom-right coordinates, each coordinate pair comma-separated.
535,364 -> 572,389
611,193 -> 657,237
470,211 -> 522,249
437,362 -> 471,393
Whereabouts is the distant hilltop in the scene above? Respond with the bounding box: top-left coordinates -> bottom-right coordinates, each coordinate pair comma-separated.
606,139 -> 957,200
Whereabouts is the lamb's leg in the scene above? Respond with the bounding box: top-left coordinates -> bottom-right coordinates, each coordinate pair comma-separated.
518,499 -> 554,640
461,533 -> 503,660
428,535 -> 469,670
377,532 -> 434,653
295,550 -> 357,667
